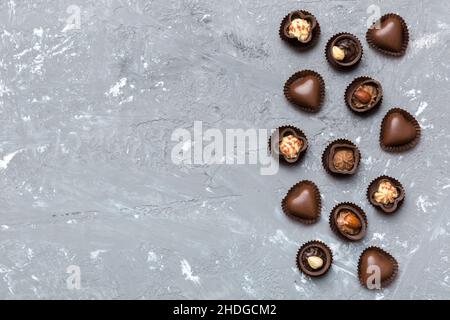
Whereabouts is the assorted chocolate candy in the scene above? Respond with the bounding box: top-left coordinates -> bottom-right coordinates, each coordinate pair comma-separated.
276,9 -> 417,289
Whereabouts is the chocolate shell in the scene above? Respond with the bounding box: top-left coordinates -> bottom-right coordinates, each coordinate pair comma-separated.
282,180 -> 321,224
279,10 -> 321,50
358,246 -> 398,289
284,70 -> 325,112
329,202 -> 367,241
380,108 -> 421,152
325,33 -> 363,70
367,175 -> 405,213
366,13 -> 409,56
345,76 -> 383,114
296,240 -> 332,277
268,125 -> 308,164
322,139 -> 361,176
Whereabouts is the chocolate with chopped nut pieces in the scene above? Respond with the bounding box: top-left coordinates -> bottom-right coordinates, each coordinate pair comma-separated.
367,176 -> 405,213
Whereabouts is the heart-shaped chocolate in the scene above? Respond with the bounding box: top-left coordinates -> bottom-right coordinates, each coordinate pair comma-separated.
282,180 -> 321,224
284,71 -> 324,112
366,14 -> 409,56
380,108 -> 420,150
289,75 -> 321,108
358,247 -> 398,289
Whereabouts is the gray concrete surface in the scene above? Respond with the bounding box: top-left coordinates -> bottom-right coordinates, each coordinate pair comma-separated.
0,0 -> 449,299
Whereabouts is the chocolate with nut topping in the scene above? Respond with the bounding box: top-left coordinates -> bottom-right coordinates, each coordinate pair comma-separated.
280,10 -> 320,49
296,241 -> 332,277
345,77 -> 383,113
326,33 -> 363,69
329,203 -> 367,241
269,126 -> 308,164
367,176 -> 405,213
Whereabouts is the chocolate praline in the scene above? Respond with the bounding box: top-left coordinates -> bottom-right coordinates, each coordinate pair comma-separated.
296,240 -> 332,277
366,13 -> 409,56
269,126 -> 308,164
380,108 -> 420,151
345,77 -> 383,113
367,176 -> 405,213
358,246 -> 398,289
284,70 -> 325,112
279,10 -> 320,49
329,203 -> 367,241
326,33 -> 363,70
282,180 -> 321,224
322,139 -> 361,176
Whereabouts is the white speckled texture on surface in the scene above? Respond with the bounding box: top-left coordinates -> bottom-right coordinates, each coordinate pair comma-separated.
0,0 -> 449,299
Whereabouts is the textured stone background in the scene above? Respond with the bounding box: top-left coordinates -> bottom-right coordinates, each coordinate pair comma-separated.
0,0 -> 449,299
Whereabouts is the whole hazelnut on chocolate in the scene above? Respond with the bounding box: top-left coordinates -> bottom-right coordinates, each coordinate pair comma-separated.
354,87 -> 372,104
307,256 -> 324,269
336,210 -> 362,235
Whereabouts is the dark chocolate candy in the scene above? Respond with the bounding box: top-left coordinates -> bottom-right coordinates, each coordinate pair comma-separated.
369,15 -> 406,52
296,240 -> 332,277
322,139 -> 361,176
345,77 -> 383,113
288,75 -> 322,110
279,10 -> 320,50
380,108 -> 420,151
282,180 -> 321,224
326,33 -> 363,69
358,247 -> 398,289
329,203 -> 367,241
367,176 -> 405,213
269,125 -> 308,164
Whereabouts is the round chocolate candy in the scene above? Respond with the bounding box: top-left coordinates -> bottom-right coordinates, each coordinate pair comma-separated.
325,33 -> 363,70
296,240 -> 333,277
